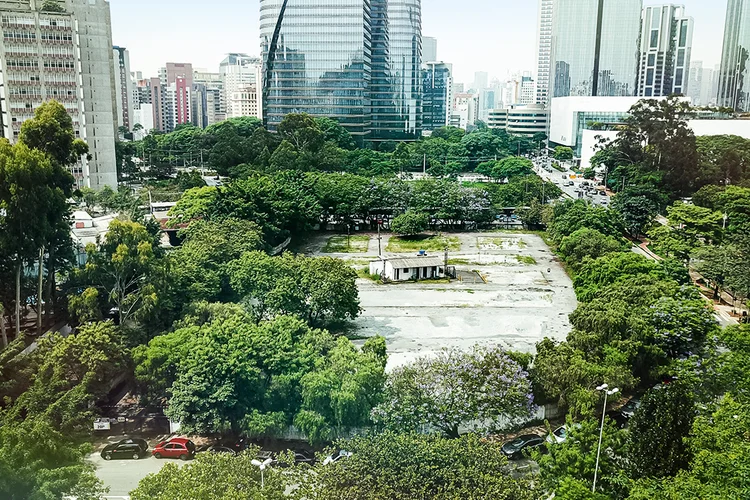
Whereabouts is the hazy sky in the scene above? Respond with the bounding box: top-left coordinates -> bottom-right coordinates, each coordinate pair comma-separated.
112,0 -> 727,84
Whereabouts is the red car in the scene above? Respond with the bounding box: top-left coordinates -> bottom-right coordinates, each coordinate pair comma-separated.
152,437 -> 196,460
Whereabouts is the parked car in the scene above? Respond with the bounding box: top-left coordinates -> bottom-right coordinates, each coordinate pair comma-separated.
152,437 -> 196,460
101,438 -> 149,460
323,449 -> 353,465
546,425 -> 569,444
609,396 -> 642,428
501,434 -> 546,459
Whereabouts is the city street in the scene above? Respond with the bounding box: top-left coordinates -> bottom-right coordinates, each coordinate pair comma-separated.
532,156 -> 611,206
89,452 -> 183,498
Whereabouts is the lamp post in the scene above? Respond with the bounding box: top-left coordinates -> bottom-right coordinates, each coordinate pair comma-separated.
593,384 -> 619,493
251,458 -> 273,488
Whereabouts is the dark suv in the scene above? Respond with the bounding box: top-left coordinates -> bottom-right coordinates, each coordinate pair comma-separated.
101,438 -> 149,460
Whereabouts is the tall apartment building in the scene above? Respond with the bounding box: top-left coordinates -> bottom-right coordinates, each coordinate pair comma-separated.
129,72 -> 152,138
688,61 -> 720,107
535,0 -> 554,105
192,70 -> 225,128
550,0 -> 642,98
717,0 -> 750,112
112,46 -> 133,131
422,61 -> 452,132
151,62 -> 192,132
636,4 -> 693,97
0,0 -> 117,189
260,0 -> 422,143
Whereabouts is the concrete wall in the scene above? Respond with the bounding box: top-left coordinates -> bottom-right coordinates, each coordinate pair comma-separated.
70,0 -> 118,190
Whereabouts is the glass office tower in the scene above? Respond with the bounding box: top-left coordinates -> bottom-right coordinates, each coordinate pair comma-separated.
551,0 -> 642,97
422,62 -> 452,131
371,0 -> 422,142
718,0 -> 750,112
260,0 -> 373,140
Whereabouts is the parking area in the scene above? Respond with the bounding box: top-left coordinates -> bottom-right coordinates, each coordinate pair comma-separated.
307,231 -> 577,371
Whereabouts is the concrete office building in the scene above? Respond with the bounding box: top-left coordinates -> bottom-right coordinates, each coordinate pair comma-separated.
535,0 -> 554,105
450,93 -> 477,130
717,0 -> 750,112
636,4 -> 693,97
220,53 -> 261,118
422,61 -> 452,132
688,61 -> 720,107
112,46 -> 134,131
229,85 -> 262,120
487,105 -> 549,136
0,0 -> 118,189
422,36 -> 437,64
550,0 -> 642,98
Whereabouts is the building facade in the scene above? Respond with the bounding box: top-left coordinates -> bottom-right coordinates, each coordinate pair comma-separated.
260,0 -> 421,142
220,53 -> 261,118
0,0 -> 118,189
636,4 -> 693,97
370,0 -> 422,142
487,105 -> 549,136
151,62 -> 192,132
551,0 -> 642,98
535,0 -> 554,105
260,0 -> 373,140
112,46 -> 133,131
192,70 -> 225,129
717,0 -> 750,112
422,35 -> 437,63
229,85 -> 262,120
421,61 -> 451,132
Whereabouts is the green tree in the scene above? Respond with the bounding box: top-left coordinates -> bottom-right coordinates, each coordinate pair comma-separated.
372,346 -> 535,438
167,186 -> 218,226
0,418 -> 106,500
315,117 -> 356,150
627,383 -> 696,479
391,211 -> 429,235
69,220 -> 165,326
535,417 -> 627,497
573,252 -> 666,302
558,228 -> 624,271
298,432 -> 536,500
554,146 -> 574,161
130,451 -> 287,500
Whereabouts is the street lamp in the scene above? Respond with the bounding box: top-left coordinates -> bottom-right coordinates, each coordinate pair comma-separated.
251,458 -> 273,488
593,384 -> 619,493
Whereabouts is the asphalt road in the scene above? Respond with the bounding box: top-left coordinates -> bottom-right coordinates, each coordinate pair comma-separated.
89,452 -> 184,498
532,157 -> 611,206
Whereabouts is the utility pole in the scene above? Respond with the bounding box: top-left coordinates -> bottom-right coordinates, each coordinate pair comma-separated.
423,154 -> 426,174
377,219 -> 382,257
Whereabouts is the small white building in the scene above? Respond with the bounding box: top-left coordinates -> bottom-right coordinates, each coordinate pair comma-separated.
370,255 -> 446,282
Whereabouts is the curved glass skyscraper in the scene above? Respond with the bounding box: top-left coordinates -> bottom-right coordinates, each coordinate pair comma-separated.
550,0 -> 641,98
371,0 -> 422,141
260,0 -> 421,143
718,0 -> 750,112
260,0 -> 373,139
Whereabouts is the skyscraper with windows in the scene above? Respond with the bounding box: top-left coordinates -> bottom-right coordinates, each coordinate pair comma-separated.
260,0 -> 373,140
422,61 -> 451,131
260,0 -> 421,143
718,0 -> 750,112
550,0 -> 642,98
0,0 -> 118,190
112,46 -> 134,131
535,0 -> 554,105
636,4 -> 693,97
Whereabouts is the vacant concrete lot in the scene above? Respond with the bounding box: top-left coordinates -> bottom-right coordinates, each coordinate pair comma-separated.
306,232 -> 577,370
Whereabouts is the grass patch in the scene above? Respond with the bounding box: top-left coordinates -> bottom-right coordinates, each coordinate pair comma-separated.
448,258 -> 473,265
386,234 -> 460,253
322,235 -> 370,253
515,255 -> 537,265
356,267 -> 381,282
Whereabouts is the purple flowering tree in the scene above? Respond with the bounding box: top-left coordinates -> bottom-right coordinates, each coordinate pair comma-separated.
372,345 -> 536,438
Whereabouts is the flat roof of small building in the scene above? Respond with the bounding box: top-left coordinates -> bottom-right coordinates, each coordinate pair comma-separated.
378,256 -> 445,269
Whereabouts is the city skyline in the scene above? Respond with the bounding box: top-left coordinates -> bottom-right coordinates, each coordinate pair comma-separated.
110,0 -> 729,85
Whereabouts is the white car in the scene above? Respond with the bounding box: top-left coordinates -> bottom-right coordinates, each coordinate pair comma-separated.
322,450 -> 353,465
547,424 -> 580,444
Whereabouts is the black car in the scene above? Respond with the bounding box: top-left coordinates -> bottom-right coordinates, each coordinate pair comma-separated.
501,434 -> 546,459
101,438 -> 149,460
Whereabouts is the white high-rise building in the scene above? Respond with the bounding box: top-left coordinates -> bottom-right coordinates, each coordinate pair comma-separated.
473,71 -> 488,92
229,85 -> 262,120
220,53 -> 261,118
535,0 -> 554,105
0,0 -> 118,189
112,46 -> 134,132
636,4 -> 694,97
192,70 -> 225,128
422,36 -> 437,63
